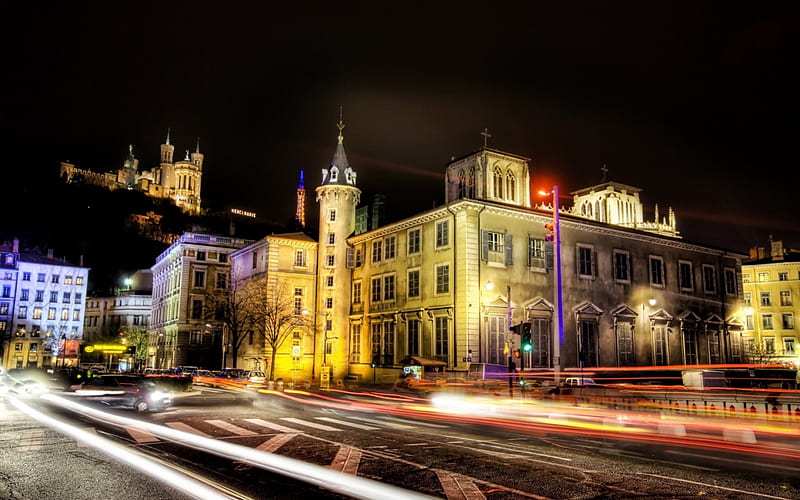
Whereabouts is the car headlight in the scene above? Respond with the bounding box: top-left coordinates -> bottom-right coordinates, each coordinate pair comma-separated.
148,390 -> 170,402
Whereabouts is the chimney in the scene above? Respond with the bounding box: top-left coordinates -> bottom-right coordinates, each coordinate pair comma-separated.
47,249 -> 54,260
12,238 -> 19,253
771,240 -> 785,261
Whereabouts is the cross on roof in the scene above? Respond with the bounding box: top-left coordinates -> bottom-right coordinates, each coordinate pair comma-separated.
601,163 -> 608,183
481,128 -> 492,148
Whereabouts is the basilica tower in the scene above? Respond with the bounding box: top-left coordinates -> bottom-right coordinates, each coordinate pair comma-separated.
315,119 -> 360,382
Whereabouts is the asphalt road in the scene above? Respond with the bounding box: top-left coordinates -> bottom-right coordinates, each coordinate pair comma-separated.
2,385 -> 798,499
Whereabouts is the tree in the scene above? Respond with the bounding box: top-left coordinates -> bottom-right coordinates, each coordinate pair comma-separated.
203,273 -> 260,369
119,325 -> 149,371
249,278 -> 309,381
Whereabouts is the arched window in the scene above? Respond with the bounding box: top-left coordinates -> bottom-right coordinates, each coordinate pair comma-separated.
493,168 -> 504,199
506,171 -> 516,202
458,170 -> 466,198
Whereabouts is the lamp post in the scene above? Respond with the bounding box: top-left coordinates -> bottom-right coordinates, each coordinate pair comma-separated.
540,185 -> 563,385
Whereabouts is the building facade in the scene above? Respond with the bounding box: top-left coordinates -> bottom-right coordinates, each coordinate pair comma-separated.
311,131 -> 747,384
59,131 -> 204,215
228,232 -> 318,376
84,270 -> 153,343
0,239 -> 89,369
742,239 -> 800,367
148,233 -> 251,370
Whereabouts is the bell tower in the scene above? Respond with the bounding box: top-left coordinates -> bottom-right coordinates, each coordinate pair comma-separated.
315,116 -> 360,382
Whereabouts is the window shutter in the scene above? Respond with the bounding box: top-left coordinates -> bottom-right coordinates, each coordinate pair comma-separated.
592,250 -> 598,277
527,237 -> 533,267
346,247 -> 354,268
504,234 -> 513,266
481,230 -> 489,261
545,241 -> 554,269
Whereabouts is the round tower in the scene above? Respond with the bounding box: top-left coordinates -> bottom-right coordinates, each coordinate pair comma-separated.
315,119 -> 360,382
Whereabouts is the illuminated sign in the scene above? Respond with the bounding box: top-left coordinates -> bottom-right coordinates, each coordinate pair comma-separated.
230,208 -> 257,218
84,344 -> 127,354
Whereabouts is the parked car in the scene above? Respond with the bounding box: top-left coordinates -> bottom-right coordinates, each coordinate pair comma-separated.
69,374 -> 171,412
192,369 -> 216,385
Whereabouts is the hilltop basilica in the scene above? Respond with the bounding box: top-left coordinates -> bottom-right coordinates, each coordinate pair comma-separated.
59,130 -> 204,215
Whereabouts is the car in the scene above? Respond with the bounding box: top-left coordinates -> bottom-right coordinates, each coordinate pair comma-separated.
243,370 -> 266,385
192,369 -> 216,385
69,374 -> 172,412
564,377 -> 598,387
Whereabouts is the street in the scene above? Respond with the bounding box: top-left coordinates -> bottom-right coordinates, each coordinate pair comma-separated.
2,385 -> 798,499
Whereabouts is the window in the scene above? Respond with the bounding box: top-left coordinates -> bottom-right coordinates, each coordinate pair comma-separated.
325,297 -> 333,309
196,251 -> 206,261
577,245 -> 594,278
371,322 -> 382,364
328,233 -> 335,245
37,273 -> 45,282
51,274 -> 59,284
493,168 -> 504,198
764,337 -> 775,354
702,265 -> 717,294
482,231 -> 506,265
434,316 -> 448,362
724,268 -> 736,295
742,273 -> 751,283
760,291 -> 771,307
3,272 -> 12,280
219,253 -> 228,263
18,306 -> 27,319
194,270 -> 206,288
435,264 -> 449,294
745,314 -> 754,330
294,249 -> 306,267
384,236 -> 396,260
1,286 -> 9,298
506,172 -> 516,201
782,313 -> 794,330
383,321 -> 395,363
678,261 -> 693,291
29,343 -> 38,353
15,343 -> 22,351
780,290 -> 792,306
436,220 -> 449,248
75,293 -> 82,304
33,307 -> 43,319
35,290 -> 44,302
613,250 -> 630,282
350,324 -> 361,363
60,308 -> 68,321
49,291 -> 58,302
779,271 -> 788,281
407,269 -> 420,298
0,303 -> 7,315
744,291 -> 752,307
191,299 -> 203,320
352,281 -> 362,305
649,256 -> 665,287
372,240 -> 383,263
407,319 -> 420,356
252,251 -> 258,269
76,277 -> 83,285
616,321 -> 635,366
326,255 -> 335,267
528,238 -> 545,266
20,289 -> 28,301
325,276 -> 334,287
762,314 -> 774,330
0,321 -> 5,331
63,292 -> 71,303
408,228 -> 420,255
354,247 -> 363,267
216,272 -> 228,289
47,307 -> 56,320
383,275 -> 395,301
758,272 -> 769,282
784,337 -> 796,355
22,272 -> 30,281
328,209 -> 337,222
371,277 -> 382,302
190,330 -> 202,344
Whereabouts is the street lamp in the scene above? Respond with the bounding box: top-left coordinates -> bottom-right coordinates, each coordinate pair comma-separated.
539,185 -> 563,385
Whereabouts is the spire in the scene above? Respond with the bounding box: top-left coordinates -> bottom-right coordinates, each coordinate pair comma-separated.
296,169 -> 306,228
165,128 -> 171,145
298,169 -> 305,190
196,137 -> 200,153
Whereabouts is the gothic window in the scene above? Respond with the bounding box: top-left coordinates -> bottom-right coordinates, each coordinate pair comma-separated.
493,168 -> 504,199
458,170 -> 466,198
506,172 -> 516,201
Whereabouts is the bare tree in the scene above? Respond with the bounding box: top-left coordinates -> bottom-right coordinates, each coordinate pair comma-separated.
249,278 -> 309,381
203,274 -> 260,369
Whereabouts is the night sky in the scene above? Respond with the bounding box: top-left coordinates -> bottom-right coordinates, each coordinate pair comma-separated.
4,2 -> 799,254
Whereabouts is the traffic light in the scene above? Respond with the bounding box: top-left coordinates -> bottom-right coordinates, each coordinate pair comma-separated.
544,222 -> 555,242
510,323 -> 522,335
521,322 -> 533,352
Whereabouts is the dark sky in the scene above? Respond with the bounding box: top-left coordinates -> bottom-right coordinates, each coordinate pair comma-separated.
4,2 -> 799,254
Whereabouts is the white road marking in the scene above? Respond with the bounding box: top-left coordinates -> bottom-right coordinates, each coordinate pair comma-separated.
315,417 -> 380,430
243,418 -> 302,433
279,417 -> 342,432
205,419 -> 258,436
329,445 -> 363,475
165,421 -> 211,437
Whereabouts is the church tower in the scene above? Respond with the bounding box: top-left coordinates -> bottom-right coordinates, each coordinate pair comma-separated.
315,118 -> 360,382
295,170 -> 306,228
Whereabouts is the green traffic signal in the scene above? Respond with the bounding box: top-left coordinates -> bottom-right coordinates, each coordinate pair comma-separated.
521,321 -> 533,351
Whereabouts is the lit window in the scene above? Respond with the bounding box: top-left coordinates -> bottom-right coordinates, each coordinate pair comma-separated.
76,277 -> 84,285
758,272 -> 769,282
436,264 -> 449,294
780,290 -> 792,306
436,221 -> 449,248
64,276 -> 73,285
